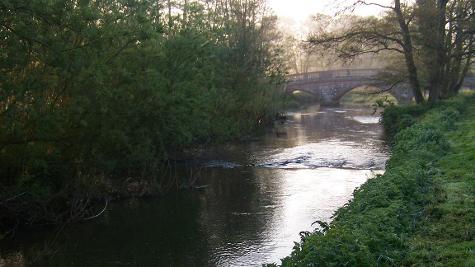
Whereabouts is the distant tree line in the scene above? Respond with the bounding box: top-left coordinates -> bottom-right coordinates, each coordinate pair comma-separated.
0,0 -> 286,234
278,15 -> 387,74
308,0 -> 474,103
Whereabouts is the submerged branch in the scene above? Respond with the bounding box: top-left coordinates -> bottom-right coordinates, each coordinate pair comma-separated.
82,199 -> 109,221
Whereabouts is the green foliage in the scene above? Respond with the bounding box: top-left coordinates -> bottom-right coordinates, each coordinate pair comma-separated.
406,97 -> 475,266
279,95 -> 475,266
381,104 -> 430,142
0,0 -> 286,232
340,90 -> 397,107
381,95 -> 469,142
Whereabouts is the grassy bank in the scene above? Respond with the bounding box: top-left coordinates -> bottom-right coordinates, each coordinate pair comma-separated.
276,94 -> 475,266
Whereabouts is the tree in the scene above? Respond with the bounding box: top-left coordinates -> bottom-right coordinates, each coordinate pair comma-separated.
307,0 -> 474,103
0,0 -> 287,234
416,0 -> 474,100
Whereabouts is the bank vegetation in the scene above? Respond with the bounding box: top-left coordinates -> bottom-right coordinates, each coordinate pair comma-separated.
276,94 -> 475,266
0,0 -> 287,237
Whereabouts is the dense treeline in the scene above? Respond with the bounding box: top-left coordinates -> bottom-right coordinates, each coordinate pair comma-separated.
0,0 -> 286,235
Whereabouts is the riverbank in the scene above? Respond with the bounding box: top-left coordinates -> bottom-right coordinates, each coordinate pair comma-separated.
277,94 -> 475,266
0,0 -> 288,239
0,111 -> 282,239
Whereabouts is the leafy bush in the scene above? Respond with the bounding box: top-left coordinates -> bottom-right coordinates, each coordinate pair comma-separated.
0,0 -> 286,233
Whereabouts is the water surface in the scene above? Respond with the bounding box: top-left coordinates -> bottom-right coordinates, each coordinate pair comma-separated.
0,105 -> 388,266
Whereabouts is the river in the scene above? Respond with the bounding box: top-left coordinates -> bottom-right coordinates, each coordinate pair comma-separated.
0,105 -> 388,267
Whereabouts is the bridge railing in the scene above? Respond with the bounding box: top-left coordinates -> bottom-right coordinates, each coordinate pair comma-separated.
287,69 -> 380,83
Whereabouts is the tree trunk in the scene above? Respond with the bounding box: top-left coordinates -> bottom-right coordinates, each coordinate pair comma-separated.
428,0 -> 448,103
452,57 -> 471,94
395,0 -> 425,104
447,1 -> 473,97
167,0 -> 172,33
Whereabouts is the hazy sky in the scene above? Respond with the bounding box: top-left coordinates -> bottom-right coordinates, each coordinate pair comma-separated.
268,0 -> 391,17
267,0 -> 393,36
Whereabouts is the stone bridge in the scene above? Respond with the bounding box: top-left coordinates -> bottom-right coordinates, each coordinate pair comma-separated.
286,69 -> 475,106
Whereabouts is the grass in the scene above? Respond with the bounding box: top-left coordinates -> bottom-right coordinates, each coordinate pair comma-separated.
406,101 -> 475,266
274,94 -> 475,266
340,87 -> 398,107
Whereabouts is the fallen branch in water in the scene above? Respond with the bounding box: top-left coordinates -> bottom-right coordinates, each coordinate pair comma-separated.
82,199 -> 108,221
1,192 -> 27,203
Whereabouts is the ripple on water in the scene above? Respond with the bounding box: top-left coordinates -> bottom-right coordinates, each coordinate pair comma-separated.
253,141 -> 387,170
205,160 -> 242,169
352,116 -> 380,124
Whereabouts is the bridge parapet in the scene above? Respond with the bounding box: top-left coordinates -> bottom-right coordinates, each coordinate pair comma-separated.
287,69 -> 380,83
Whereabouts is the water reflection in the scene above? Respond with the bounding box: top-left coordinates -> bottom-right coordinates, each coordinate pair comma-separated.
0,105 -> 388,266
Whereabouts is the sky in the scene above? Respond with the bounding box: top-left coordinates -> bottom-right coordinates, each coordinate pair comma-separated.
267,0 -> 392,35
268,0 -> 391,18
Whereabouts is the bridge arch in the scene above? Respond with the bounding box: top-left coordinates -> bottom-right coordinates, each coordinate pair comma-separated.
334,85 -> 407,105
287,88 -> 319,97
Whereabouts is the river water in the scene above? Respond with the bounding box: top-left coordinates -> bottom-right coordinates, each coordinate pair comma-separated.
0,105 -> 388,267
